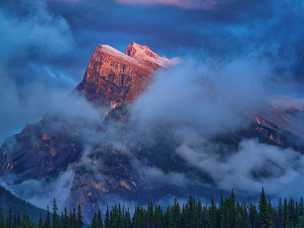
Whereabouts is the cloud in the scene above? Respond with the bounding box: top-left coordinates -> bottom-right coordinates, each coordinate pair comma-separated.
176,139 -> 304,198
131,58 -> 271,137
0,0 -> 80,90
0,1 -> 74,64
0,1 -> 87,142
115,0 -> 218,9
1,169 -> 75,210
0,75 -> 101,143
129,55 -> 304,198
141,166 -> 191,186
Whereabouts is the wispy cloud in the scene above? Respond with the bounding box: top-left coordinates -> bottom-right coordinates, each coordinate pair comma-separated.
115,0 -> 218,9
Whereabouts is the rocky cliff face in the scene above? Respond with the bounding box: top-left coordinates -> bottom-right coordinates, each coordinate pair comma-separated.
77,43 -> 175,107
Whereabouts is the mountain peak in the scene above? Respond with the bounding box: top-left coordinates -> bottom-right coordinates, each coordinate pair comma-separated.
125,42 -> 177,68
77,43 -> 174,107
99,44 -> 125,56
125,42 -> 156,57
96,44 -> 142,67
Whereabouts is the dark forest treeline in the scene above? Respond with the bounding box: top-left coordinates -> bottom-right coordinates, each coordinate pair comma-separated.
1,189 -> 304,228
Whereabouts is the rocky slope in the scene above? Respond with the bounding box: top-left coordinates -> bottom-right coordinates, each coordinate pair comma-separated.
0,116 -> 83,182
255,97 -> 304,151
1,43 -> 304,220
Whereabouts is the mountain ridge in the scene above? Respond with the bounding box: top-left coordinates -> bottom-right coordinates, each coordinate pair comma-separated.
0,185 -> 47,221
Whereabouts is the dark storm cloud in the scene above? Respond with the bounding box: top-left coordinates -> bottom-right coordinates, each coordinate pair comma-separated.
2,0 -> 303,60
44,0 -> 304,69
47,0 -> 202,53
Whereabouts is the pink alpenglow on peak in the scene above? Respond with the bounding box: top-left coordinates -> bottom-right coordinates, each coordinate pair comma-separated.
77,43 -> 177,107
125,42 -> 179,69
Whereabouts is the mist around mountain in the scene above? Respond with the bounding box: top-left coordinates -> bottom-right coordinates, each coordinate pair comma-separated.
2,1 -> 304,227
1,41 -> 304,223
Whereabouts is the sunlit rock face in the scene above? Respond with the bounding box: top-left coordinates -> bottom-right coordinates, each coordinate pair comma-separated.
125,42 -> 177,69
77,43 -> 175,107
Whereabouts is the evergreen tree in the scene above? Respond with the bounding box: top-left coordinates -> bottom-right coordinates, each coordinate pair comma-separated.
44,206 -> 51,228
104,207 -> 110,228
146,201 -> 154,228
276,199 -> 283,228
69,208 -> 77,228
283,199 -> 290,228
208,197 -> 218,228
77,205 -> 83,228
62,207 -> 69,228
0,211 -> 6,228
133,206 -> 145,228
91,210 -> 103,228
5,188 -> 304,228
52,198 -> 59,228
249,203 -> 258,228
154,205 -> 164,228
259,188 -> 272,228
168,199 -> 180,228
38,216 -> 44,228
